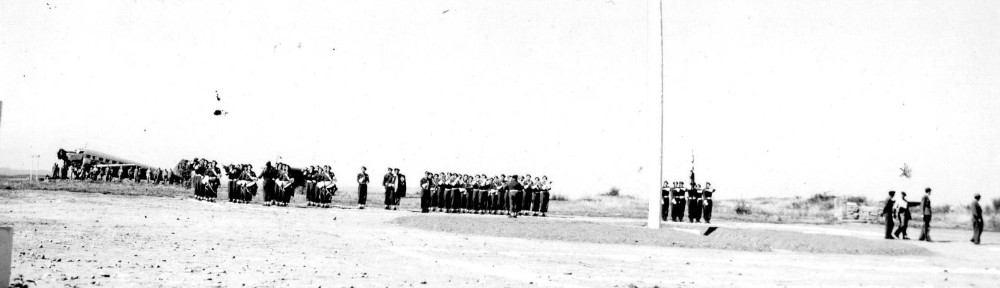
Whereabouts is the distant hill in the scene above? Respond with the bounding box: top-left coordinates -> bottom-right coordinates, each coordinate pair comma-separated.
0,167 -> 50,176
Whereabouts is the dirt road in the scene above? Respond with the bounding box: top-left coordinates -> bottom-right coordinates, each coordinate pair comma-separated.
1,190 -> 997,287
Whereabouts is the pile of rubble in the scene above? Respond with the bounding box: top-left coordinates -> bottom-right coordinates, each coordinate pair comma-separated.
837,202 -> 885,223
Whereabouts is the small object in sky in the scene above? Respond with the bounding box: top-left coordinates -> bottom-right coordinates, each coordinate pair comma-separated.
213,110 -> 227,116
215,90 -> 221,101
900,163 -> 912,178
442,10 -> 449,13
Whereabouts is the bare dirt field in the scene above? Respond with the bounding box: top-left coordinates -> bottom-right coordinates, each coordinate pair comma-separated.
2,189 -> 999,287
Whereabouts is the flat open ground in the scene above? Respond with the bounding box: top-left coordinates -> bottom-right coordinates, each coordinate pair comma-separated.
2,189 -> 998,287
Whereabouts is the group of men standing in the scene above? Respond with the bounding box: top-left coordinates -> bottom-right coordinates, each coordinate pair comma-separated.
880,188 -> 933,241
223,163 -> 258,204
187,158 -> 223,202
661,181 -> 716,223
303,165 -> 338,208
880,188 -> 984,244
380,167 -> 407,210
410,172 -> 552,217
52,162 -> 180,185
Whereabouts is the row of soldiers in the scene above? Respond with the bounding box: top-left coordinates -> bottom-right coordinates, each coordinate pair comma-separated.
52,163 -> 181,185
303,165 -> 339,208
412,172 -> 552,217
660,181 -> 716,223
223,163 -> 258,204
189,159 -> 223,202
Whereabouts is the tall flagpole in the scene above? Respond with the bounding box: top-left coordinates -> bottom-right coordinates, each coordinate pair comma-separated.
647,0 -> 664,229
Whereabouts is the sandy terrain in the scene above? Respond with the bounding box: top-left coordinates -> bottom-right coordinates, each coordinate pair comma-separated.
1,189 -> 998,287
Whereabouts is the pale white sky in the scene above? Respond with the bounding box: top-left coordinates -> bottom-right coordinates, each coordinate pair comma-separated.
1,0 -> 997,203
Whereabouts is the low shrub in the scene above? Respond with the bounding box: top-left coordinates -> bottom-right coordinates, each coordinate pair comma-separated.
602,187 -> 621,197
735,200 -> 752,215
550,194 -> 569,201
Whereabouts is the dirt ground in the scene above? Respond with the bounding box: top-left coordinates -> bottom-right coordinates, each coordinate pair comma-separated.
2,190 -> 999,287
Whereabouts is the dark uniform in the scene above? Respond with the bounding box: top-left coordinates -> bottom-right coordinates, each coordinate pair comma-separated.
687,187 -> 702,223
672,184 -> 686,222
971,196 -> 983,245
918,191 -> 932,242
260,163 -> 278,204
880,192 -> 895,239
357,170 -> 369,208
419,174 -> 432,213
539,178 -> 551,217
660,184 -> 670,221
383,171 -> 395,209
702,186 -> 715,223
395,173 -> 406,206
506,177 -> 525,217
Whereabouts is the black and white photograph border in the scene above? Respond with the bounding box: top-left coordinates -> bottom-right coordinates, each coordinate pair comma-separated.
1,0 -> 999,287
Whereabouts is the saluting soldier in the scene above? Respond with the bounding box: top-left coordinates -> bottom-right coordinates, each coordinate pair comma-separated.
702,182 -> 716,223
357,166 -> 369,209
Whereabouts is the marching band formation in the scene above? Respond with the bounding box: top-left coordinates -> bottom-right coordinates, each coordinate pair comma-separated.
52,157 -> 557,216
418,172 -> 554,218
661,181 -> 716,223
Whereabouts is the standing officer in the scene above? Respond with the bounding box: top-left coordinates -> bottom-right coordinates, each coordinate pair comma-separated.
702,182 -> 715,223
357,166 -> 369,209
383,167 -> 395,210
420,172 -> 432,213
880,191 -> 896,239
394,168 -> 406,210
260,162 -> 278,206
971,194 -> 983,245
660,181 -> 671,221
506,175 -> 524,218
672,182 -> 686,222
688,183 -> 702,223
918,187 -> 933,242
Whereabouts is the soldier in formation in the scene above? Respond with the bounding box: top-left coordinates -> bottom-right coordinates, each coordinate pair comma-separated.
357,166 -> 369,209
304,165 -> 338,208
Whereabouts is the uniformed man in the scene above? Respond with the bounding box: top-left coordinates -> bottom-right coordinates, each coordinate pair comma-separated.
420,172 -> 432,213
383,167 -> 395,210
530,177 -> 543,216
661,181 -> 671,221
671,181 -> 687,222
260,162 -> 278,206
688,183 -> 702,222
880,191 -> 896,239
702,182 -> 716,223
393,168 -> 406,210
894,192 -> 920,239
539,176 -> 551,217
506,175 -> 525,218
430,173 -> 443,212
357,167 -> 369,209
918,187 -> 932,242
971,193 -> 983,245
305,166 -> 317,207
521,175 -> 534,216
